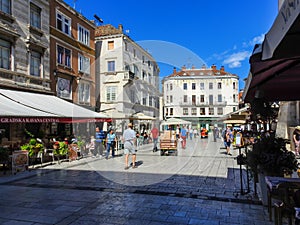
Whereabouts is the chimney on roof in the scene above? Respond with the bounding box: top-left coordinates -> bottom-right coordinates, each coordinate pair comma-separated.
211,64 -> 217,70
220,66 -> 225,71
201,64 -> 206,69
191,65 -> 195,69
181,65 -> 186,71
173,67 -> 177,74
118,24 -> 123,32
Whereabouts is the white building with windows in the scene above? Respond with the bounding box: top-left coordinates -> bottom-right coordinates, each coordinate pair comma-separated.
95,24 -> 160,131
162,65 -> 239,129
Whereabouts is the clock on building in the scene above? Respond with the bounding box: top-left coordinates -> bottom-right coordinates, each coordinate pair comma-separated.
57,77 -> 71,99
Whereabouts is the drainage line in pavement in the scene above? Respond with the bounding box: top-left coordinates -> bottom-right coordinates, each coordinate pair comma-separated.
2,181 -> 262,206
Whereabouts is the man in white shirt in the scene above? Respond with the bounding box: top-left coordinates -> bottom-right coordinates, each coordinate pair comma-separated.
122,123 -> 137,170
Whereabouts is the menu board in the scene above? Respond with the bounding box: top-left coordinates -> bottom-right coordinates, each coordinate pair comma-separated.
12,150 -> 28,174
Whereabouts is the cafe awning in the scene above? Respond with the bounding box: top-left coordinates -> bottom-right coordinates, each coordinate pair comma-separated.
161,117 -> 191,126
243,0 -> 300,103
223,119 -> 246,125
0,89 -> 110,123
130,112 -> 156,120
218,106 -> 249,121
262,0 -> 300,60
103,109 -> 127,119
0,94 -> 60,123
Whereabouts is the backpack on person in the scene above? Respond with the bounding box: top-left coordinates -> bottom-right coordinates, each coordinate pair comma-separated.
222,130 -> 227,140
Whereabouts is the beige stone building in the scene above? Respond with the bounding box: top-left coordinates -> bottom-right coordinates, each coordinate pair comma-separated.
95,24 -> 160,132
162,65 -> 239,129
0,0 -> 51,93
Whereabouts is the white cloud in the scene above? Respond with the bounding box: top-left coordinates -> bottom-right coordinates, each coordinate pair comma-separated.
242,34 -> 265,48
209,50 -> 229,61
222,51 -> 251,68
209,34 -> 264,69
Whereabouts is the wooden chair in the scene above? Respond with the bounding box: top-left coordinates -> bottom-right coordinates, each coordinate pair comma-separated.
272,182 -> 300,225
68,144 -> 79,161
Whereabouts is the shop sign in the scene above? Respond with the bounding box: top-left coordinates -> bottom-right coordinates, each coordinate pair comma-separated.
0,118 -> 60,123
0,117 -> 112,123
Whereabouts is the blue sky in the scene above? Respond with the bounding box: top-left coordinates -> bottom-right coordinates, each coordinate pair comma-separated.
65,0 -> 278,90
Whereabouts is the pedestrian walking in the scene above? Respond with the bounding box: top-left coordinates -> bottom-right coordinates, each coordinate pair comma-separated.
176,125 -> 180,140
193,128 -> 198,138
105,128 -> 117,159
225,128 -> 233,155
221,128 -> 227,148
95,127 -> 105,158
189,127 -> 193,140
122,123 -> 137,170
213,126 -> 219,142
151,126 -> 159,152
180,125 -> 187,149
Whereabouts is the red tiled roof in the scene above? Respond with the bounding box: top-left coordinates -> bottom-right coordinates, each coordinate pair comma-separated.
95,24 -> 123,37
166,66 -> 234,78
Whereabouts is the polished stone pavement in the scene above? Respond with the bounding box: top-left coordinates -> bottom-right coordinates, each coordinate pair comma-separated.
0,134 -> 274,225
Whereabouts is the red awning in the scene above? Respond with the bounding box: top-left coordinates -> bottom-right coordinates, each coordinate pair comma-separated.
243,0 -> 300,103
243,44 -> 300,102
262,0 -> 300,60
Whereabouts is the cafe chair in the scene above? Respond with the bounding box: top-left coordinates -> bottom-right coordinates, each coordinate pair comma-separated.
68,144 -> 80,161
272,184 -> 300,225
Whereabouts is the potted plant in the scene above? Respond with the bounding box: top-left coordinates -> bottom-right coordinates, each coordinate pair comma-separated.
21,138 -> 44,157
246,134 -> 298,177
53,141 -> 68,156
21,129 -> 44,157
246,133 -> 299,205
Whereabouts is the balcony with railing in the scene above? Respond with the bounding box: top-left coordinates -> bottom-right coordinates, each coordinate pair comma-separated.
179,101 -> 209,107
179,100 -> 227,107
214,101 -> 227,106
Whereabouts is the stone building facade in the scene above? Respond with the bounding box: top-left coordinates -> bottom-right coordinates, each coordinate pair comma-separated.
95,24 -> 160,131
49,0 -> 96,110
162,65 -> 239,129
0,0 -> 51,93
0,0 -> 102,143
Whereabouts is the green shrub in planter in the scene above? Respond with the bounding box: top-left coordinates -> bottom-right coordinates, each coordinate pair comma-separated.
246,134 -> 299,176
21,138 -> 44,157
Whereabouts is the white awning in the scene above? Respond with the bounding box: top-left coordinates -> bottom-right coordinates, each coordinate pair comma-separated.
161,117 -> 191,126
103,109 -> 127,119
0,89 -> 109,123
218,106 -> 250,122
0,94 -> 57,123
130,112 -> 156,120
223,119 -> 246,125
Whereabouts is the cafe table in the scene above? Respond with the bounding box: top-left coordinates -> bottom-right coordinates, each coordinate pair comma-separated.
265,176 -> 300,225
